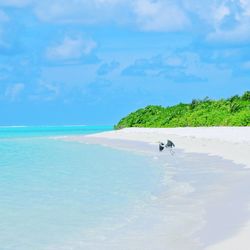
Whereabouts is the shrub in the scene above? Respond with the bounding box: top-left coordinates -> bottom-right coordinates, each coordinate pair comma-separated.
115,91 -> 250,128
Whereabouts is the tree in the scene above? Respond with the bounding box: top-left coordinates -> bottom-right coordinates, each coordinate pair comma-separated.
242,91 -> 250,101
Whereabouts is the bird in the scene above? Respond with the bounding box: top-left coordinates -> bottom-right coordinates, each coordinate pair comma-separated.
165,140 -> 175,149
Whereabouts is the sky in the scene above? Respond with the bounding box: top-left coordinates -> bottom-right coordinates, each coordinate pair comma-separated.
0,0 -> 249,125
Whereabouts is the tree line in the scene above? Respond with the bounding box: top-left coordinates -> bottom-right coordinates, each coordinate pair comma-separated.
115,91 -> 250,129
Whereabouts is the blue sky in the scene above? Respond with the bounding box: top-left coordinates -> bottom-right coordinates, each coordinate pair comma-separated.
0,0 -> 249,125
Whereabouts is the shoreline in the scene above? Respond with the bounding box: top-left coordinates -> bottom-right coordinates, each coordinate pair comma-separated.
84,127 -> 250,167
65,127 -> 250,249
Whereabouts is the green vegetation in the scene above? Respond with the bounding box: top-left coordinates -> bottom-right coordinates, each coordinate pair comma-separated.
115,91 -> 250,128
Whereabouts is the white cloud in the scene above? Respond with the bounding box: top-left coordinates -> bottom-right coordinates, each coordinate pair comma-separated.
240,0 -> 250,15
34,0 -> 131,24
5,83 -> 24,101
185,0 -> 250,42
46,36 -> 97,61
133,0 -> 189,31
1,0 -> 250,41
208,25 -> 250,43
213,4 -> 230,23
34,0 -> 190,31
207,22 -> 250,42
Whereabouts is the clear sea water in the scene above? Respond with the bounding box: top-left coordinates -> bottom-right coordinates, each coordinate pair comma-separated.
0,125 -> 113,138
0,126 -> 164,250
1,126 -> 250,250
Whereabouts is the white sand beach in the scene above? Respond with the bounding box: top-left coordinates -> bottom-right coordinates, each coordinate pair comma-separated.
67,127 -> 250,250
85,127 -> 250,167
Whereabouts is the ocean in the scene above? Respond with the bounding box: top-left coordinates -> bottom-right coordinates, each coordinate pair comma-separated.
0,126 -> 164,250
0,125 -> 113,138
1,126 -> 250,250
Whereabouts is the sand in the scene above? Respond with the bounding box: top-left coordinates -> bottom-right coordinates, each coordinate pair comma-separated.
67,127 -> 250,250
85,127 -> 250,167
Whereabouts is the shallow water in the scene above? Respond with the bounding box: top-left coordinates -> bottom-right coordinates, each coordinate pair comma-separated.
1,127 -> 250,250
0,128 -> 163,250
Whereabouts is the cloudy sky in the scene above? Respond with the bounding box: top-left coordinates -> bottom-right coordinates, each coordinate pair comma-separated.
0,0 -> 249,125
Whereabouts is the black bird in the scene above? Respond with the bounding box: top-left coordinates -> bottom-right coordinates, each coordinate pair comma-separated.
165,140 -> 175,148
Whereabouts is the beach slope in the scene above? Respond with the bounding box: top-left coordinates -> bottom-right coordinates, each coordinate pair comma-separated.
68,127 -> 250,249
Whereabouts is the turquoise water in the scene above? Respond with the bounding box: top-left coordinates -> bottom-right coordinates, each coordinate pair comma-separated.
0,125 -> 113,138
2,127 -> 250,250
0,126 -> 163,250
